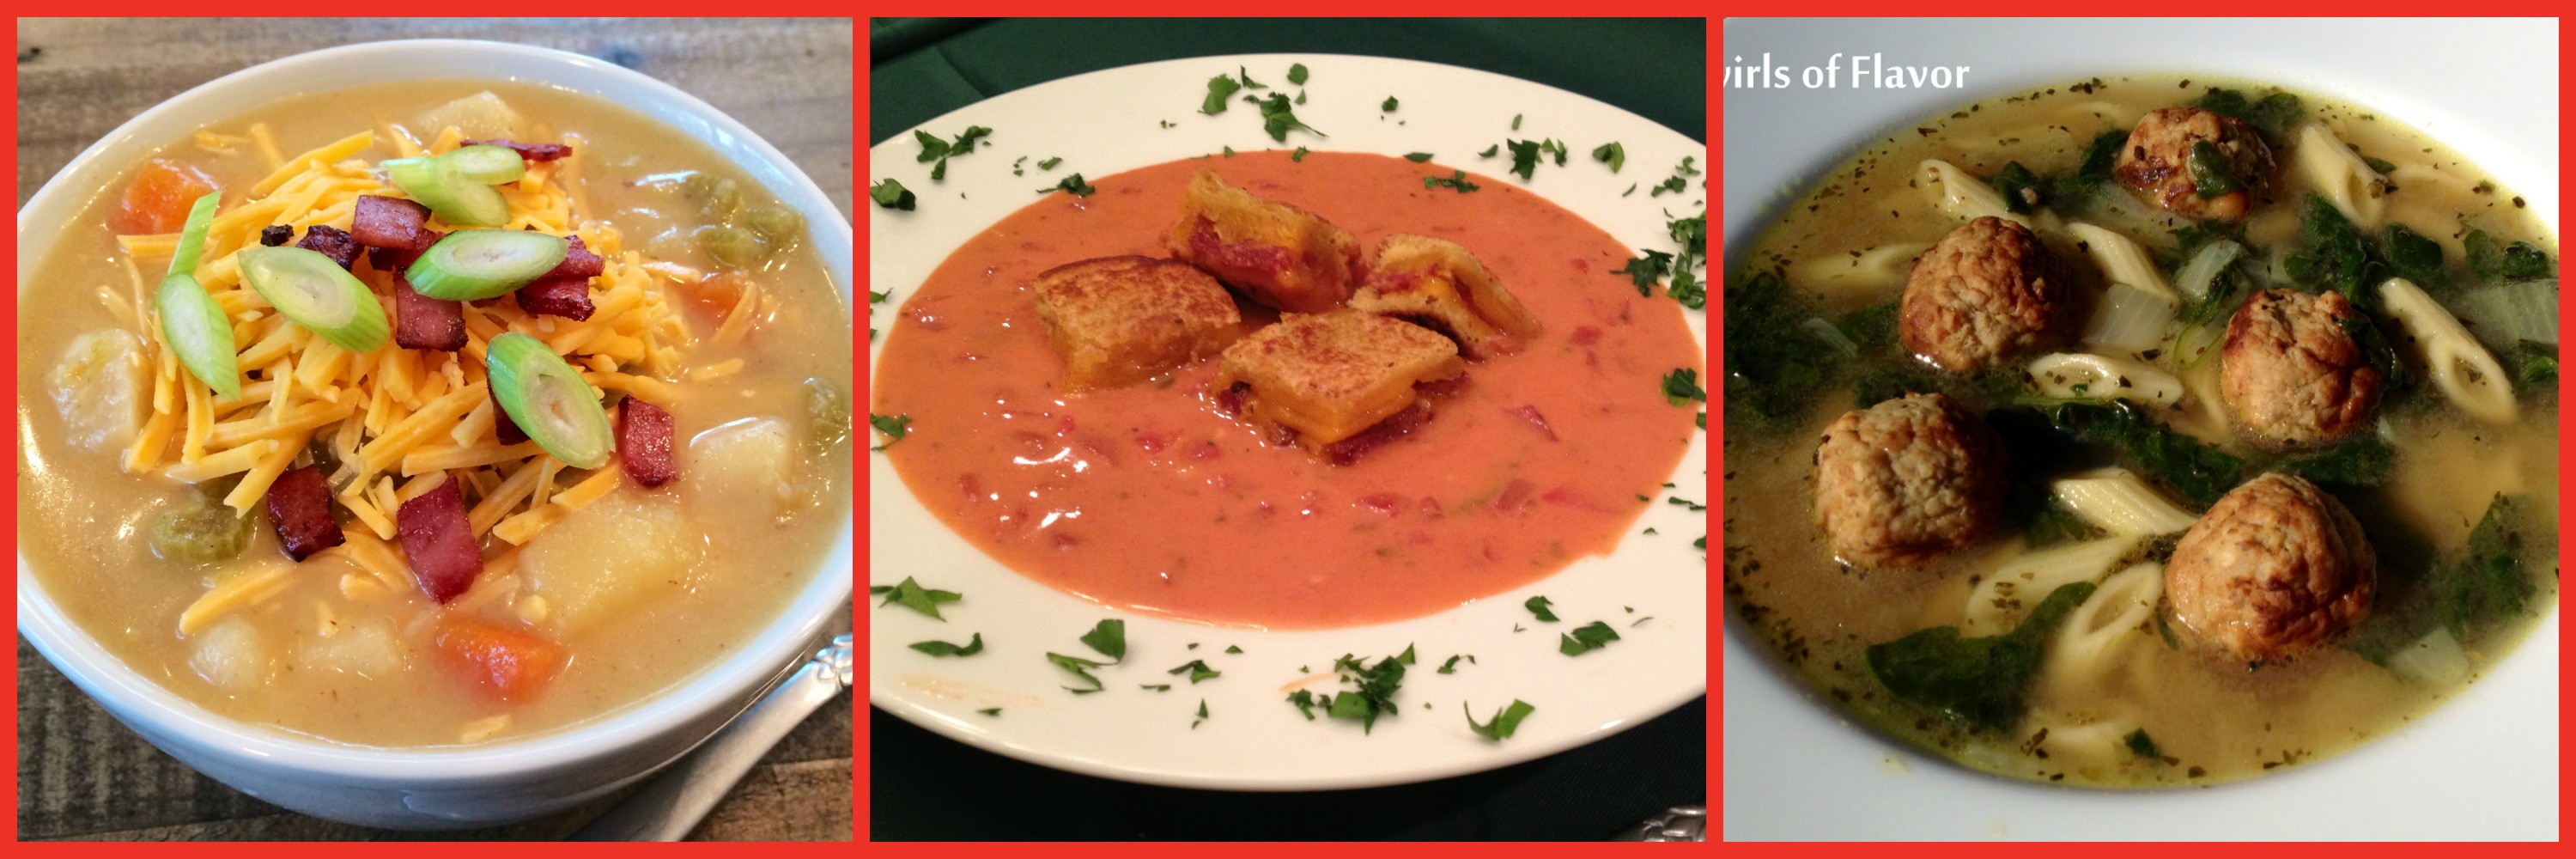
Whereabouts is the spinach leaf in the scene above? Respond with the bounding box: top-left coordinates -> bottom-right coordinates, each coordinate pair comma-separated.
1868,582 -> 2096,732
2042,402 -> 2245,506
2512,340 -> 2556,393
1990,161 -> 2042,214
2193,88 -> 2302,138
2442,494 -> 2537,638
2383,223 -> 2445,285
1723,270 -> 1847,431
2269,434 -> 2395,487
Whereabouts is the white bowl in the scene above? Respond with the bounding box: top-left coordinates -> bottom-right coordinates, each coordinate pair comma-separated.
15,39 -> 855,831
1722,18 -> 2559,840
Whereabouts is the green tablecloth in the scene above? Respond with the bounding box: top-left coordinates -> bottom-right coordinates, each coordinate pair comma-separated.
869,17 -> 1704,147
866,17 -> 1706,842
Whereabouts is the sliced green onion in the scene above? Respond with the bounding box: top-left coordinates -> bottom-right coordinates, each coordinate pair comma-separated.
484,332 -> 611,468
404,230 -> 568,301
167,190 -> 222,277
157,272 -> 239,398
386,156 -> 508,227
439,144 -> 527,185
239,247 -> 391,353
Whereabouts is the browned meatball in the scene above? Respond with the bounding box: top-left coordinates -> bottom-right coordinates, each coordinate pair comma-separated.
1813,393 -> 2008,569
2166,472 -> 2374,661
2220,289 -> 2385,447
1899,216 -> 2069,374
2112,107 -> 2275,221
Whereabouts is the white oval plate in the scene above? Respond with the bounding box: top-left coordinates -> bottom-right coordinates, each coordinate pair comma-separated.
1722,18 -> 2559,840
868,54 -> 1708,790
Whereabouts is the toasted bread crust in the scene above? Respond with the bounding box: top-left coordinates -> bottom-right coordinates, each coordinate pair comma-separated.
1164,170 -> 1361,313
1351,235 -> 1542,359
1032,255 -> 1243,391
1212,310 -> 1463,448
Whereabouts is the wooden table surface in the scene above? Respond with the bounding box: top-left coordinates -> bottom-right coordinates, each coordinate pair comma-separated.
13,17 -> 854,841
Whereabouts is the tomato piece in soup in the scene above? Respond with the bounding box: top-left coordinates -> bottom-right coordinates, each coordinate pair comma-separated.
434,618 -> 566,701
113,159 -> 220,235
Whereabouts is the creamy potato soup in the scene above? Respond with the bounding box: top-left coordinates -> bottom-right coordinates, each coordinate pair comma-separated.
1723,76 -> 2558,786
874,152 -> 1704,629
19,81 -> 852,746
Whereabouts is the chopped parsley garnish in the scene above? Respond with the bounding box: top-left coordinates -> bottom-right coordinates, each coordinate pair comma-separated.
1649,175 -> 1688,196
1558,620 -> 1621,655
1613,250 -> 1674,294
1169,660 -> 1222,684
1192,699 -> 1209,729
1510,113 -> 1523,131
868,289 -> 890,304
977,708 -> 1001,716
1221,145 -> 1234,158
1592,142 -> 1625,173
1186,643 -> 1199,649
868,179 -> 916,210
1322,651 -> 1407,733
1287,63 -> 1309,85
1643,527 -> 1659,534
1224,645 -> 1243,654
1478,143 -> 1499,158
868,413 -> 912,451
1397,644 -> 1418,665
1011,155 -> 1025,176
1286,689 -> 1319,719
1622,183 -> 1637,197
1200,74 -> 1243,114
1422,170 -> 1480,193
1291,147 -> 1310,162
1236,65 -> 1267,89
1403,152 -> 1434,163
1159,119 -> 1176,129
1464,699 -> 1536,740
2124,728 -> 2160,760
1078,618 -> 1127,660
1382,96 -> 1398,112
1036,174 -> 1097,198
1047,653 -> 1111,693
1036,156 -> 1062,171
1668,497 -> 1707,512
1502,139 -> 1569,180
1662,369 -> 1708,406
1141,684 -> 1171,691
913,125 -> 992,181
1524,595 -> 1559,622
1694,536 -> 1707,550
870,576 -> 959,619
1242,92 -> 1324,143
1437,654 -> 1475,673
908,632 -> 984,656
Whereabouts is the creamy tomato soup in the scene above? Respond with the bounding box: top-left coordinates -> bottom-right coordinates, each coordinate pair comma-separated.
874,152 -> 1700,629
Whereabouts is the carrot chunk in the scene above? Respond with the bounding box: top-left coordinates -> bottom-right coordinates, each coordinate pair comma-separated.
113,159 -> 219,235
434,618 -> 565,701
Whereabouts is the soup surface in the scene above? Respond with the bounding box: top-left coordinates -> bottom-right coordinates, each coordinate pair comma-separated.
1723,76 -> 2559,786
873,152 -> 1703,629
19,81 -> 852,746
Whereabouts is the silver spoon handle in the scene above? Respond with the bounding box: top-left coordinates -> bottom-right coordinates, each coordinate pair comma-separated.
571,634 -> 854,841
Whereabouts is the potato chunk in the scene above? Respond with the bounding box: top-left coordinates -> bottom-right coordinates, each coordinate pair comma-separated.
51,329 -> 147,452
688,417 -> 796,512
1351,235 -> 1542,358
1163,170 -> 1361,313
191,616 -> 272,692
1213,310 -> 1463,450
420,91 -> 526,140
1032,256 -> 1242,391
297,617 -> 408,681
522,493 -> 707,636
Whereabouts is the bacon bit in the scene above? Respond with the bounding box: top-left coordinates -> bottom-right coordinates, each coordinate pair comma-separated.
394,277 -> 468,350
351,195 -> 433,250
1506,405 -> 1559,441
488,377 -> 528,445
368,228 -> 443,272
295,224 -> 361,269
264,466 -> 344,561
617,399 -> 677,488
1570,326 -> 1604,345
1493,478 -> 1536,513
547,235 -> 605,280
1357,492 -> 1404,516
434,619 -> 565,701
258,224 -> 293,247
461,138 -> 571,161
1320,403 -> 1433,466
114,159 -> 217,234
397,481 -> 482,604
514,277 -> 594,320
1414,373 -> 1472,399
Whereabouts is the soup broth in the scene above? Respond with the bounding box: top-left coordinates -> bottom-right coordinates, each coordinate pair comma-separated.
19,81 -> 852,746
1723,76 -> 2558,786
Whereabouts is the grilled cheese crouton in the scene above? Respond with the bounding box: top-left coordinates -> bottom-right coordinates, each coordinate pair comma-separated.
1164,170 -> 1361,313
1352,235 -> 1542,358
1212,310 -> 1463,453
1032,256 -> 1243,392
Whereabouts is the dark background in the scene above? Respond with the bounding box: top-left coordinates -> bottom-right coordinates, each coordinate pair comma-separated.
866,16 -> 1707,842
